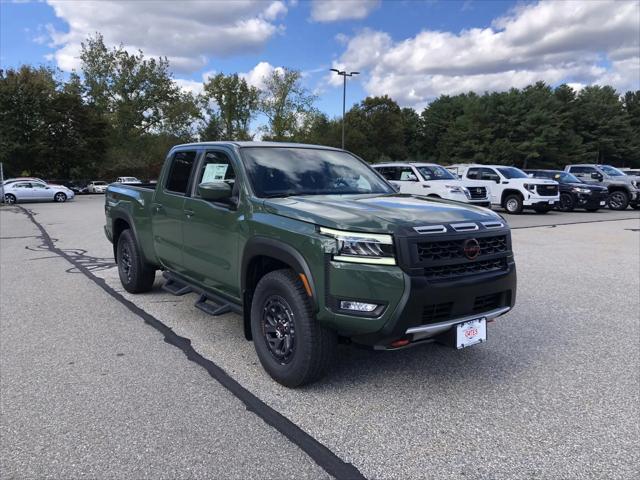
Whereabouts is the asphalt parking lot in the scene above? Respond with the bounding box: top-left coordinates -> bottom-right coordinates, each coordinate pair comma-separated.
1,195 -> 639,479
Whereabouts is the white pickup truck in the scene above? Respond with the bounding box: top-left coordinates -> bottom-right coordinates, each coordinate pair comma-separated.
448,164 -> 560,214
372,162 -> 491,207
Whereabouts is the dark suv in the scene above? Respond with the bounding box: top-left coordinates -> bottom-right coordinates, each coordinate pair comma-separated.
524,170 -> 609,212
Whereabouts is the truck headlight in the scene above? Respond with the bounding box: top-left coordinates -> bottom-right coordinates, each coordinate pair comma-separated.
319,227 -> 396,265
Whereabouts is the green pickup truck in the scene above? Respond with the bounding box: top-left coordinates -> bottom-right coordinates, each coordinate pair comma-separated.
105,142 -> 516,386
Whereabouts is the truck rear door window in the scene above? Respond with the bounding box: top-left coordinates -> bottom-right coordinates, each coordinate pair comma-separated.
165,150 -> 197,194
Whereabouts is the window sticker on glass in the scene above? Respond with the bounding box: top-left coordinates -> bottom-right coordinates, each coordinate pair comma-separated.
400,171 -> 415,181
202,163 -> 229,182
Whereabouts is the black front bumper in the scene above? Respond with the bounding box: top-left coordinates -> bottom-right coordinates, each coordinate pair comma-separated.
573,191 -> 609,209
352,262 -> 517,347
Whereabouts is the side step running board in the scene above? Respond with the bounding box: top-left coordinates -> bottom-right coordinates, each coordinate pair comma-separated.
161,271 -> 239,317
194,294 -> 231,316
162,276 -> 193,296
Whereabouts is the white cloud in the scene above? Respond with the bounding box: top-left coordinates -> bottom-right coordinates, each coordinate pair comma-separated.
240,61 -> 284,90
332,0 -> 639,108
310,0 -> 379,23
44,0 -> 288,72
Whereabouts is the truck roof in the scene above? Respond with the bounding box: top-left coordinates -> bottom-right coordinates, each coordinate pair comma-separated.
172,141 -> 344,151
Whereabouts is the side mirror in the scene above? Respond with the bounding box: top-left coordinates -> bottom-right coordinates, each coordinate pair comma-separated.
198,182 -> 232,201
591,172 -> 603,181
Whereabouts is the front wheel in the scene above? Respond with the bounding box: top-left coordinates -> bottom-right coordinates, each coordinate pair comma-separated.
608,191 -> 629,210
504,194 -> 524,214
251,269 -> 336,387
4,194 -> 16,204
558,193 -> 574,212
116,229 -> 156,293
54,192 -> 67,203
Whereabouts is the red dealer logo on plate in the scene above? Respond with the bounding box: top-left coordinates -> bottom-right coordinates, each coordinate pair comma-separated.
464,327 -> 478,338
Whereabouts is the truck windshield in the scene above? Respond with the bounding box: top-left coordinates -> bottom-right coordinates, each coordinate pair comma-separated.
599,165 -> 625,177
497,167 -> 528,179
241,147 -> 394,197
416,166 -> 457,180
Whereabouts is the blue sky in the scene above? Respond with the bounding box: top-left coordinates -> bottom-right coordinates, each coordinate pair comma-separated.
2,0 -> 639,117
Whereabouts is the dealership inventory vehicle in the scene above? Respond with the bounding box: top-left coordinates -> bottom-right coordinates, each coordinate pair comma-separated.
450,164 -> 559,214
2,180 -> 74,204
372,162 -> 491,207
87,181 -> 109,193
565,164 -> 640,210
116,176 -> 142,184
105,142 -> 516,386
524,170 -> 608,212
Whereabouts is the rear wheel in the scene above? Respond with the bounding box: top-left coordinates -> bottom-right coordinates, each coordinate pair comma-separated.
4,194 -> 16,204
251,269 -> 336,387
558,193 -> 574,212
116,229 -> 156,293
54,192 -> 67,203
504,194 -> 523,214
608,190 -> 629,210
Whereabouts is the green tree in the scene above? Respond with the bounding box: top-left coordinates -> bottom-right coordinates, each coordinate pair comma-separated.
202,73 -> 259,140
574,85 -> 633,164
344,95 -> 407,162
259,68 -> 316,141
0,66 -> 107,178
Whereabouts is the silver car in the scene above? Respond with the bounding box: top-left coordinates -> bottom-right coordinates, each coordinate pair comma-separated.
86,181 -> 109,193
3,181 -> 75,204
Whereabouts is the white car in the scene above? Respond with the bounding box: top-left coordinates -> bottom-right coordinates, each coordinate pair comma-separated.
86,181 -> 109,193
449,164 -> 560,214
2,180 -> 74,204
116,176 -> 142,184
372,162 -> 491,207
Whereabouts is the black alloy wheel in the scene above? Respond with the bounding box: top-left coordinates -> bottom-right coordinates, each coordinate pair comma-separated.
261,295 -> 296,364
608,191 -> 629,210
558,193 -> 574,212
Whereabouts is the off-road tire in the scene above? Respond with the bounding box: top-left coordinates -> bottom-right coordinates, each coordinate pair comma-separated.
608,190 -> 629,210
504,194 -> 524,214
251,269 -> 336,387
116,229 -> 156,293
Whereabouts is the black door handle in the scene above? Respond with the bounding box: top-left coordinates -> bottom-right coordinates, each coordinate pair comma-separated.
184,209 -> 195,218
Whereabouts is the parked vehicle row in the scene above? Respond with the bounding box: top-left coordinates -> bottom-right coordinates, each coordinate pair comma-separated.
2,176 -> 147,203
564,164 -> 640,210
524,170 -> 608,212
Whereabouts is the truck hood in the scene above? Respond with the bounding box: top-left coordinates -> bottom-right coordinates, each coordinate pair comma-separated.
262,194 -> 502,233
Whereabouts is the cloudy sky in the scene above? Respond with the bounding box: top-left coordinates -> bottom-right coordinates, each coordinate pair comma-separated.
2,0 -> 639,115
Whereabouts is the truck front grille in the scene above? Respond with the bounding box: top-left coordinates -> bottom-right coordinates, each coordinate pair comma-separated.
536,185 -> 559,196
424,258 -> 507,280
467,186 -> 487,199
417,235 -> 507,262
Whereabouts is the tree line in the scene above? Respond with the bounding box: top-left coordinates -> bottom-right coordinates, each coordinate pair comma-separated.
1,34 -> 638,180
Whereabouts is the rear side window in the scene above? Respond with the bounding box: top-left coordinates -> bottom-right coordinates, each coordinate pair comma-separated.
466,168 -> 480,179
569,166 -> 596,174
165,150 -> 197,194
375,166 -> 417,181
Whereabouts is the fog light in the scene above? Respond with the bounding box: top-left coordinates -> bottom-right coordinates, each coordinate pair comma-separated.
340,301 -> 378,312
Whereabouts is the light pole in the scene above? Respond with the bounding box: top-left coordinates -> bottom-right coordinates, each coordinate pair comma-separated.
330,68 -> 359,149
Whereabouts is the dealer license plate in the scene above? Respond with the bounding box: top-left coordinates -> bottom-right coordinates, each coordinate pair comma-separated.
456,318 -> 487,349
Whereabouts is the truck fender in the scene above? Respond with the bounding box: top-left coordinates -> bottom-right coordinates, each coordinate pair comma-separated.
241,237 -> 319,340
110,210 -> 144,262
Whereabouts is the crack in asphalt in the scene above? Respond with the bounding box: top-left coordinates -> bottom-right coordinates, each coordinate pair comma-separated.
13,205 -> 365,480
